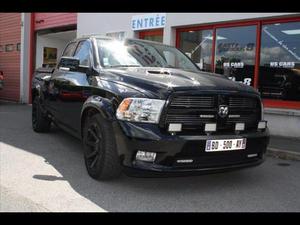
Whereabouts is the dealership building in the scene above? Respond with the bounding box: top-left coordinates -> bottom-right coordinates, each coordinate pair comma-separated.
0,13 -> 300,137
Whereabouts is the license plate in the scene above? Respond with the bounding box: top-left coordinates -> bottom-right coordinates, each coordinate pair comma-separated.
205,138 -> 246,152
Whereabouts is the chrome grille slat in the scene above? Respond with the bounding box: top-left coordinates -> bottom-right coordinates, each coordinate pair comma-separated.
229,97 -> 257,108
170,96 -> 215,108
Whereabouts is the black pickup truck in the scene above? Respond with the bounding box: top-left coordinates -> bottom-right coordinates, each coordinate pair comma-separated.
31,36 -> 270,180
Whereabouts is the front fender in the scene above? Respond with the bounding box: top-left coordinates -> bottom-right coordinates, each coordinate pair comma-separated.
81,95 -> 117,121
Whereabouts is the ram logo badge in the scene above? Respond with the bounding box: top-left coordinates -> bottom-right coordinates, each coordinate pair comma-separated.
218,105 -> 229,118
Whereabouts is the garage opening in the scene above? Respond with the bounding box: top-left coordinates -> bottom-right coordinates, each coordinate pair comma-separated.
35,29 -> 77,69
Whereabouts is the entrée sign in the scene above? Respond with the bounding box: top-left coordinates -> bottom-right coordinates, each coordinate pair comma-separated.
131,13 -> 166,31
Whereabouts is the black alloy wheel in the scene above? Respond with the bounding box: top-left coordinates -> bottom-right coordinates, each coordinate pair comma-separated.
83,113 -> 122,180
85,123 -> 104,169
32,97 -> 51,132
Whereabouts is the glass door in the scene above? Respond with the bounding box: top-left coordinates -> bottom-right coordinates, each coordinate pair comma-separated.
214,25 -> 257,86
178,29 -> 213,72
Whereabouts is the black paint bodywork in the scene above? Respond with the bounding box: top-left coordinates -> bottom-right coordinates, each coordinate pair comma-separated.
32,37 -> 270,175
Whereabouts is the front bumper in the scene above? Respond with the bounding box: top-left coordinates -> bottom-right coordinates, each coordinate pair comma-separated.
112,120 -> 270,176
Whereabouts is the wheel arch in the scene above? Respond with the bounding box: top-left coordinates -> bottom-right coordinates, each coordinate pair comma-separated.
80,96 -> 118,138
31,84 -> 41,102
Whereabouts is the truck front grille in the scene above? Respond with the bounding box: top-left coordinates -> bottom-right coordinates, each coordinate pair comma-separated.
163,94 -> 261,134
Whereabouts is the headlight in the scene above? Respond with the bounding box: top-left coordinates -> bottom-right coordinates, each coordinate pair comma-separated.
116,98 -> 166,124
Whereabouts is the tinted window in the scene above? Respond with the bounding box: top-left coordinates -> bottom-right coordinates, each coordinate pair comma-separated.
179,29 -> 213,72
62,42 -> 76,57
73,41 -> 91,66
215,25 -> 257,86
258,21 -> 300,101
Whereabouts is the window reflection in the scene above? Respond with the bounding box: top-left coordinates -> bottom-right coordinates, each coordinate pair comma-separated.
259,21 -> 300,101
179,29 -> 213,72
215,25 -> 257,86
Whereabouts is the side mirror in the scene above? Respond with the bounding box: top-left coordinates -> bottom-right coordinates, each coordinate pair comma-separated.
58,57 -> 80,71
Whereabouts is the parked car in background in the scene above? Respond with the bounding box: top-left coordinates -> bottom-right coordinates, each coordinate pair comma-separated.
31,36 -> 270,180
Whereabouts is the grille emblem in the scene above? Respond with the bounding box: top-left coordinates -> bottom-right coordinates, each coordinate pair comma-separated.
218,105 -> 229,118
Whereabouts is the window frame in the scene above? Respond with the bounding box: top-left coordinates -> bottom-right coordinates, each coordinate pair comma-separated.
176,16 -> 300,109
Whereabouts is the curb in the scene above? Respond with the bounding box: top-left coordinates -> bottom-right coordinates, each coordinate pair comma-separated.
267,147 -> 300,161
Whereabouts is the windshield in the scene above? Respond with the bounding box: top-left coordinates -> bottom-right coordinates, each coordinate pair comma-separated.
96,38 -> 200,72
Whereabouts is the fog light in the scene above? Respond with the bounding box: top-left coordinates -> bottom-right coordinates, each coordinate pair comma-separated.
258,121 -> 267,130
168,123 -> 182,132
235,123 -> 245,131
247,153 -> 258,158
205,123 -> 217,132
136,151 -> 156,162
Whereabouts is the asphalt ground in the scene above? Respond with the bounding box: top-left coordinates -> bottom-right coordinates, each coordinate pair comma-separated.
1,102 -> 300,212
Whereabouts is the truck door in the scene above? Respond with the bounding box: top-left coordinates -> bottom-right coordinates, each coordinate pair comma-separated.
58,40 -> 93,134
47,41 -> 77,124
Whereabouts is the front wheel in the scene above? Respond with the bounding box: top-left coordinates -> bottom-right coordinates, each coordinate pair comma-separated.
82,113 -> 122,180
32,97 -> 51,132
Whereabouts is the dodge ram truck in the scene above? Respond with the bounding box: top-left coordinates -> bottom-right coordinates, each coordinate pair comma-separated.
31,36 -> 270,180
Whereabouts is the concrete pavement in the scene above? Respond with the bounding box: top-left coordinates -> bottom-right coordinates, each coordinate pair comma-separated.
268,136 -> 300,161
1,102 -> 300,212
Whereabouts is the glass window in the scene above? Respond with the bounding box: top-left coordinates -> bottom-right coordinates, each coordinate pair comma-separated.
215,25 -> 257,86
5,44 -> 14,52
73,41 -> 91,67
259,21 -> 300,101
96,38 -> 199,72
139,29 -> 163,43
62,42 -> 76,57
179,29 -> 213,72
142,34 -> 163,43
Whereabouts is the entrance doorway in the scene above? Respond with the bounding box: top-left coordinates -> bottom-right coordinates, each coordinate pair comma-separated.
35,29 -> 77,69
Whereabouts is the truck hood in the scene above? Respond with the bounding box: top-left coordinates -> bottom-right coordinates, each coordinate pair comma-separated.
100,67 -> 259,99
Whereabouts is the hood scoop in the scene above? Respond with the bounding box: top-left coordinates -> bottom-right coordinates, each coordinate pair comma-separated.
146,69 -> 171,75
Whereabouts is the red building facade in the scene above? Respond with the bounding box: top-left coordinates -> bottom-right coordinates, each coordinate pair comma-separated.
0,13 -> 21,101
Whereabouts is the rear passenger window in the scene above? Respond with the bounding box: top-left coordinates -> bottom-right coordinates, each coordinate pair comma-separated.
73,41 -> 91,67
62,42 -> 76,57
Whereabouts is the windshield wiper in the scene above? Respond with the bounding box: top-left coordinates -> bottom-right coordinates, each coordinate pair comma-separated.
107,65 -> 141,68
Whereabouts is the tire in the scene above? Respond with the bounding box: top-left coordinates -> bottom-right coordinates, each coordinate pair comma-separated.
32,97 -> 51,132
82,113 -> 122,180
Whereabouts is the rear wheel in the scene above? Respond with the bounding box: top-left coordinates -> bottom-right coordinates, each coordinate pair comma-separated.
32,97 -> 51,132
82,113 -> 122,180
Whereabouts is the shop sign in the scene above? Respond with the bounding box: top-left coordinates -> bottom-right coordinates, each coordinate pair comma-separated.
270,61 -> 295,68
218,43 -> 255,52
223,62 -> 244,68
229,77 -> 252,86
131,13 -> 166,31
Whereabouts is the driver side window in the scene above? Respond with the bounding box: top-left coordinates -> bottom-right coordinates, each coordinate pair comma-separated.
62,42 -> 76,57
73,40 -> 92,67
